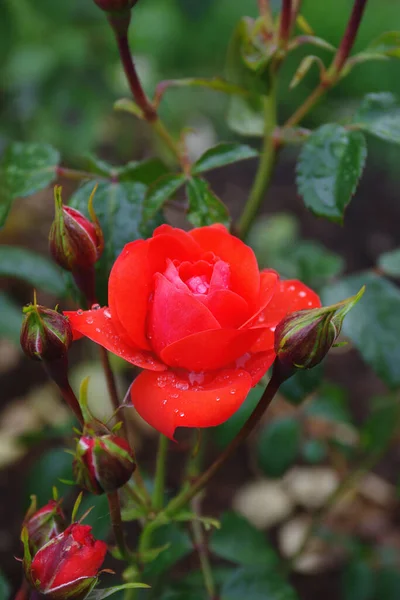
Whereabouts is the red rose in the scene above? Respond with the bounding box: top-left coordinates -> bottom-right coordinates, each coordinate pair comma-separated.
24,499 -> 66,555
29,523 -> 107,599
66,224 -> 320,438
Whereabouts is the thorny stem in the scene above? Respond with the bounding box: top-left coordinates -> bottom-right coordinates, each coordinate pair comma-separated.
152,434 -> 169,510
237,81 -> 278,239
107,490 -> 131,561
283,0 -> 369,129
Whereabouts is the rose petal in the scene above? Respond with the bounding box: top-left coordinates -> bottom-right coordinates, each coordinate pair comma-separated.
130,368 -> 253,439
250,280 -> 321,353
233,350 -> 276,385
202,289 -> 250,328
65,308 -> 166,371
148,273 -> 221,356
240,269 -> 279,329
161,328 -> 262,372
189,226 -> 260,309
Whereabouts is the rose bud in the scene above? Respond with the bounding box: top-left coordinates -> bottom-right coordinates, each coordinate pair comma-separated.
73,434 -> 136,495
49,186 -> 103,274
24,497 -> 66,555
274,286 -> 365,378
93,0 -> 138,11
21,303 -> 72,363
26,523 -> 107,599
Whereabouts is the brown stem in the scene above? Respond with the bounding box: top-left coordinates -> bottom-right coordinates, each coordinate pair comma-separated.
279,0 -> 293,49
59,381 -> 85,426
14,580 -> 30,600
43,359 -> 84,425
164,366 -> 282,516
332,0 -> 369,74
108,14 -> 156,122
107,491 -> 130,561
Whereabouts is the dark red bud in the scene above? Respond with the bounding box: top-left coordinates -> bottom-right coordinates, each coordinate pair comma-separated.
73,434 -> 136,495
28,523 -> 107,599
49,186 -> 103,274
24,499 -> 66,555
20,304 -> 72,363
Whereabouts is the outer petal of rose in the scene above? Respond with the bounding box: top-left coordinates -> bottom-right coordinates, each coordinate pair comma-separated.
202,289 -> 250,328
109,240 -> 153,351
130,368 -> 253,439
148,273 -> 221,356
161,328 -> 263,372
234,350 -> 276,385
189,226 -> 260,309
250,280 -> 321,353
65,308 -> 166,371
240,269 -> 278,329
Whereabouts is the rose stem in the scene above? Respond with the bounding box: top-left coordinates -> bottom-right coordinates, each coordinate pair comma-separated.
107,14 -> 181,163
236,80 -> 278,240
43,361 -> 84,426
139,365 -> 282,552
283,0 -> 369,129
152,434 -> 169,510
107,490 -> 131,561
237,0 -> 369,240
14,580 -> 30,600
190,496 -> 216,599
278,0 -> 293,51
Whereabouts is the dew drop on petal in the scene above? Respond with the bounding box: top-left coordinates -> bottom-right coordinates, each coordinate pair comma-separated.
179,412 -> 185,418
230,389 -> 236,395
95,328 -> 101,333
86,316 -> 94,324
299,291 -> 306,298
176,382 -> 189,391
162,399 -> 168,405
91,303 -> 101,311
104,309 -> 112,319
216,396 -> 221,402
77,309 -> 83,315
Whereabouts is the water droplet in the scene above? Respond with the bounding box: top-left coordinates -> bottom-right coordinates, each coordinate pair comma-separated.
176,382 -> 189,391
188,372 -> 205,385
104,309 -> 111,319
258,313 -> 265,323
170,393 -> 179,399
270,326 -> 276,333
91,303 -> 101,310
86,316 -> 94,324
95,327 -> 101,333
179,412 -> 185,418
216,396 -> 221,402
288,285 -> 295,292
299,291 -> 306,298
162,399 -> 168,405
77,309 -> 83,315
230,389 -> 236,395
174,408 -> 179,414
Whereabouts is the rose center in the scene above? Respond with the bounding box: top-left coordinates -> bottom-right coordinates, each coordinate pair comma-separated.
186,275 -> 210,295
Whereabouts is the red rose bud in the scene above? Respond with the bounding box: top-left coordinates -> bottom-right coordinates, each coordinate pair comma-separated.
73,434 -> 136,495
49,186 -> 103,274
93,0 -> 138,11
274,286 -> 365,378
24,497 -> 66,555
21,303 -> 72,363
28,523 -> 107,599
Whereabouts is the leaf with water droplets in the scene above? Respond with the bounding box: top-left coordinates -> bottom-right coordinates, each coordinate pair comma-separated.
296,124 -> 367,223
352,92 -> 400,145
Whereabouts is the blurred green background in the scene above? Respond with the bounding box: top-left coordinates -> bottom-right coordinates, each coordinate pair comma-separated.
1,0 -> 400,176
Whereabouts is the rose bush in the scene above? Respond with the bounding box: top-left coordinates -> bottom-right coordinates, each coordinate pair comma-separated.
66,224 -> 320,438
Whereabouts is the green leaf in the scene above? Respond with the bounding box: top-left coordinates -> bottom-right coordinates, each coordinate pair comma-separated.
361,395 -> 400,453
86,584 -> 150,600
257,418 -> 301,478
368,31 -> 400,58
0,292 -> 23,344
305,383 -> 352,424
227,95 -> 264,137
0,246 -> 68,297
322,272 -> 400,388
342,559 -> 375,600
142,524 -> 192,580
210,512 -> 279,568
193,143 -> 258,174
378,248 -> 400,277
0,571 -> 10,599
82,154 -> 114,177
0,141 -> 60,227
280,363 -> 324,406
143,174 -> 185,223
212,386 -> 263,449
155,77 -> 249,98
226,17 -> 270,96
353,93 -> 400,144
296,124 -> 367,222
117,159 -> 169,185
221,566 -> 299,600
25,448 -> 74,506
69,180 -> 163,304
186,177 -> 230,227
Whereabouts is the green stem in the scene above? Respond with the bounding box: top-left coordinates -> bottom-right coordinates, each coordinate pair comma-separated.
152,434 -> 169,510
191,498 -> 216,599
99,346 -> 125,435
107,491 -> 130,561
56,166 -> 102,181
236,83 -> 278,239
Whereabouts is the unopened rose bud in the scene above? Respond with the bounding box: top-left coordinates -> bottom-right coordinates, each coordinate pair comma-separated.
20,303 -> 72,363
49,186 -> 103,275
93,0 -> 138,11
24,498 -> 66,555
73,434 -> 136,495
274,287 -> 365,379
26,523 -> 107,599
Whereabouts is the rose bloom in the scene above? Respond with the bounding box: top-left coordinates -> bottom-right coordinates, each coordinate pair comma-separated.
66,225 -> 320,438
